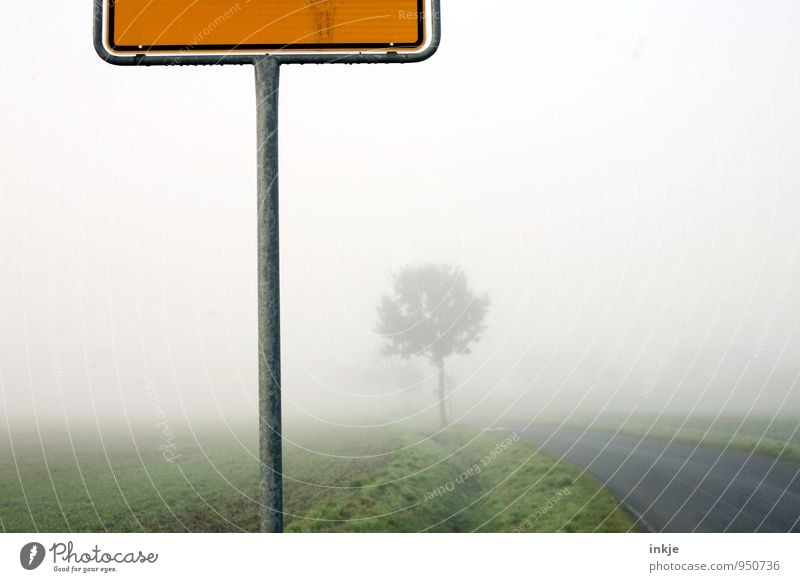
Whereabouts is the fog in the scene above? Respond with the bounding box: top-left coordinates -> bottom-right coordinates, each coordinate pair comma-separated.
1,1 -> 799,435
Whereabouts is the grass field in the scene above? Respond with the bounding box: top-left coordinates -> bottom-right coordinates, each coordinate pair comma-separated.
615,416 -> 800,463
535,415 -> 800,464
0,422 -> 636,533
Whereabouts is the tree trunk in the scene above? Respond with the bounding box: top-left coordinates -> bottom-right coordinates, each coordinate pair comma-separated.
437,359 -> 447,427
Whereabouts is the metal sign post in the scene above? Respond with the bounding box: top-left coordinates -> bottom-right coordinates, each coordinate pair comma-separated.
94,0 -> 441,533
255,56 -> 283,534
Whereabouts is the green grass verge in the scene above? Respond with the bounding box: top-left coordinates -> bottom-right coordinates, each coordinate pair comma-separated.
0,423 -> 636,533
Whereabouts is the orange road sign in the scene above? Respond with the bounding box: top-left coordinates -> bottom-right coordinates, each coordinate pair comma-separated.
105,0 -> 426,54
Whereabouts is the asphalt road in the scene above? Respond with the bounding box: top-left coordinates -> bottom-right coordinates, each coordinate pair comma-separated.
514,424 -> 800,532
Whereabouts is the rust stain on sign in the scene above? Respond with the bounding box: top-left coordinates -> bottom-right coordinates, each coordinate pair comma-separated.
307,0 -> 338,42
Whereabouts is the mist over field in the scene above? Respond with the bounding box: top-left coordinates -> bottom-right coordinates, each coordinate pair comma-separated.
2,0 -> 800,438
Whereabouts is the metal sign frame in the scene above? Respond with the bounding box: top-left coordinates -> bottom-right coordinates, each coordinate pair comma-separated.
93,0 -> 441,66
93,0 -> 441,534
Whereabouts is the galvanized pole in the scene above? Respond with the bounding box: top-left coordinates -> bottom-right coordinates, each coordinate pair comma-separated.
255,56 -> 283,533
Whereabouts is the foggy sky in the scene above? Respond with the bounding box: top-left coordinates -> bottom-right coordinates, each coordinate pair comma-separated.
1,0 -> 799,432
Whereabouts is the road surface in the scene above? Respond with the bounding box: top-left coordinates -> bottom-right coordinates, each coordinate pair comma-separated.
513,424 -> 800,532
